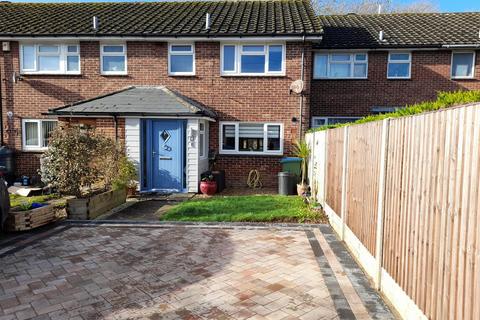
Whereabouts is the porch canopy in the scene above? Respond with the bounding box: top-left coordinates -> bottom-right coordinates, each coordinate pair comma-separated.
47,86 -> 216,120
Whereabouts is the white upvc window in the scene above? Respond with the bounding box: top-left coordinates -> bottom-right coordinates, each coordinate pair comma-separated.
221,43 -> 285,76
100,44 -> 127,75
20,44 -> 80,74
311,117 -> 360,128
199,121 -> 208,159
168,44 -> 195,76
451,51 -> 475,79
387,52 -> 411,79
22,119 -> 58,151
313,52 -> 368,79
219,122 -> 283,155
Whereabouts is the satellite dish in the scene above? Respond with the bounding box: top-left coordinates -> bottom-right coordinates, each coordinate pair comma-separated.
290,80 -> 304,94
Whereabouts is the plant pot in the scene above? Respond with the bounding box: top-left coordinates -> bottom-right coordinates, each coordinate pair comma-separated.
297,183 -> 309,196
7,204 -> 62,231
200,181 -> 217,196
67,188 -> 127,220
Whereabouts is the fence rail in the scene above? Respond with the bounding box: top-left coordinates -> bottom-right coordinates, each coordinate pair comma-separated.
306,103 -> 480,320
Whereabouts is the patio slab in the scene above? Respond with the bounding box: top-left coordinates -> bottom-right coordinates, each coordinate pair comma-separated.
0,223 -> 395,319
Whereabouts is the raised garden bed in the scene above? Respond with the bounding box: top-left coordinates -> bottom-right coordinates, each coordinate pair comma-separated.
67,188 -> 127,220
7,203 -> 65,231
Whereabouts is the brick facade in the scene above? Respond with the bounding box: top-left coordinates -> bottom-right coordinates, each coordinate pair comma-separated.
311,50 -> 480,117
0,41 -> 311,187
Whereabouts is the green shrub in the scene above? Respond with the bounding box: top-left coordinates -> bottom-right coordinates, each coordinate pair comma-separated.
309,90 -> 480,132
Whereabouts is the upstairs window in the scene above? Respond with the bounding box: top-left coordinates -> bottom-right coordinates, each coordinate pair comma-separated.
101,44 -> 127,75
388,52 -> 411,79
220,122 -> 283,155
22,119 -> 58,150
314,52 -> 368,79
311,117 -> 360,129
169,44 -> 195,76
451,52 -> 475,79
221,44 -> 285,76
20,44 -> 80,74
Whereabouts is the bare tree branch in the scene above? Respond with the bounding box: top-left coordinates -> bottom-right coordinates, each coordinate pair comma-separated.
313,0 -> 438,15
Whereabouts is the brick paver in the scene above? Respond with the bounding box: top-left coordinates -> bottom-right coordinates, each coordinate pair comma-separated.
0,224 -> 393,319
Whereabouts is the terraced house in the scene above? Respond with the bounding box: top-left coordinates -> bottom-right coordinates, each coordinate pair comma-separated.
0,0 -> 321,192
1,0 -> 480,192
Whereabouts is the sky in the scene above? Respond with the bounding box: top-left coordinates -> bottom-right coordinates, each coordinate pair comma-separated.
5,0 -> 480,13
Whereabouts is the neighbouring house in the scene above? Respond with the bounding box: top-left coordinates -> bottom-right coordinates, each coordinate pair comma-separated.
311,12 -> 480,128
1,1 -> 480,193
0,0 -> 321,192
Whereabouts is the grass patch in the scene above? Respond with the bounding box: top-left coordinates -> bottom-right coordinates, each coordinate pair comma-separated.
309,90 -> 480,132
161,195 -> 326,223
9,194 -> 58,208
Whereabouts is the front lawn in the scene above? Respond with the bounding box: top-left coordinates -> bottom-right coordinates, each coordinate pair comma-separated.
161,195 -> 326,223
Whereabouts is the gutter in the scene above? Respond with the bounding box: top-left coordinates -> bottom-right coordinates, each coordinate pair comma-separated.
0,35 -> 323,42
442,44 -> 480,48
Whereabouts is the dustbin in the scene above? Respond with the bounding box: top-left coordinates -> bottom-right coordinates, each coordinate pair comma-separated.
278,172 -> 296,195
280,157 -> 302,182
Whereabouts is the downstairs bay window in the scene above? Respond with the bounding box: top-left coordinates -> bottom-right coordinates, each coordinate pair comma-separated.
22,119 -> 58,151
220,122 -> 283,155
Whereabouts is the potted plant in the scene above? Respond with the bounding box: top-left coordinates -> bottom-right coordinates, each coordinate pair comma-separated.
200,174 -> 217,196
292,139 -> 311,196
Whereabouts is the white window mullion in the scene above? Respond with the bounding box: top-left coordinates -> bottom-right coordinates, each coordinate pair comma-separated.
234,123 -> 240,152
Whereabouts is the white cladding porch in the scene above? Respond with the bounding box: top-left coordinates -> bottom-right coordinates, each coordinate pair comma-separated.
125,118 -> 209,193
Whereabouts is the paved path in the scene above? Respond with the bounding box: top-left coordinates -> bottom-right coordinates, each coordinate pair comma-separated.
0,223 -> 394,320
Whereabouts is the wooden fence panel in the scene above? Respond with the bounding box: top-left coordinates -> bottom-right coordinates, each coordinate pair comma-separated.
381,105 -> 480,320
326,128 -> 345,216
345,121 -> 383,255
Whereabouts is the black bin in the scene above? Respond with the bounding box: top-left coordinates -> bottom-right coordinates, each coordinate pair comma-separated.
278,172 -> 296,195
201,170 -> 225,193
0,147 -> 14,185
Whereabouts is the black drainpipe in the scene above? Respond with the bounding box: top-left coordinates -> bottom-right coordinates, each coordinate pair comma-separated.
113,115 -> 118,143
0,64 -> 4,146
299,34 -> 306,139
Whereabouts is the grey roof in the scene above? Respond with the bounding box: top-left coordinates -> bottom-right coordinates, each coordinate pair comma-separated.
0,0 -> 322,38
317,12 -> 480,49
49,86 -> 216,118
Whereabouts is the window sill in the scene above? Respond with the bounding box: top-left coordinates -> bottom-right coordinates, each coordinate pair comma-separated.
22,148 -> 47,153
313,77 -> 368,80
451,76 -> 476,80
20,72 -> 81,76
101,72 -> 128,76
219,151 -> 283,156
169,73 -> 196,77
221,73 -> 286,77
387,77 -> 411,80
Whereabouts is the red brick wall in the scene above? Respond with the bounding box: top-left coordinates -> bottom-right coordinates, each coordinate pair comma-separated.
0,41 -> 311,187
311,50 -> 480,117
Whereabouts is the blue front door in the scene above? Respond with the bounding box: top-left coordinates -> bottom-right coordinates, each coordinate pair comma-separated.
147,120 -> 185,192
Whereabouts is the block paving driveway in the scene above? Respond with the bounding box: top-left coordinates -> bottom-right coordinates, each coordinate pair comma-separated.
0,223 -> 394,320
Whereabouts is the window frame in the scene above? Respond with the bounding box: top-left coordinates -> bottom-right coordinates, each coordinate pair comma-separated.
313,52 -> 368,79
219,122 -> 284,155
387,52 -> 412,79
220,43 -> 286,76
19,43 -> 80,75
451,51 -> 476,79
311,117 -> 361,128
198,121 -> 208,159
168,43 -> 195,76
100,43 -> 128,75
21,119 -> 58,151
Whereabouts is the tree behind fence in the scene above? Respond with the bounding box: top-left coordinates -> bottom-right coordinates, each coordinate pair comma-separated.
307,103 -> 480,320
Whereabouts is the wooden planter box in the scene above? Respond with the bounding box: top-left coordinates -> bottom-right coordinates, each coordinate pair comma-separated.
7,204 -> 63,231
67,188 -> 127,220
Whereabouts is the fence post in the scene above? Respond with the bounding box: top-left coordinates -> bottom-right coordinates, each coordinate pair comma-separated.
375,118 -> 390,290
322,131 -> 328,208
340,126 -> 349,240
